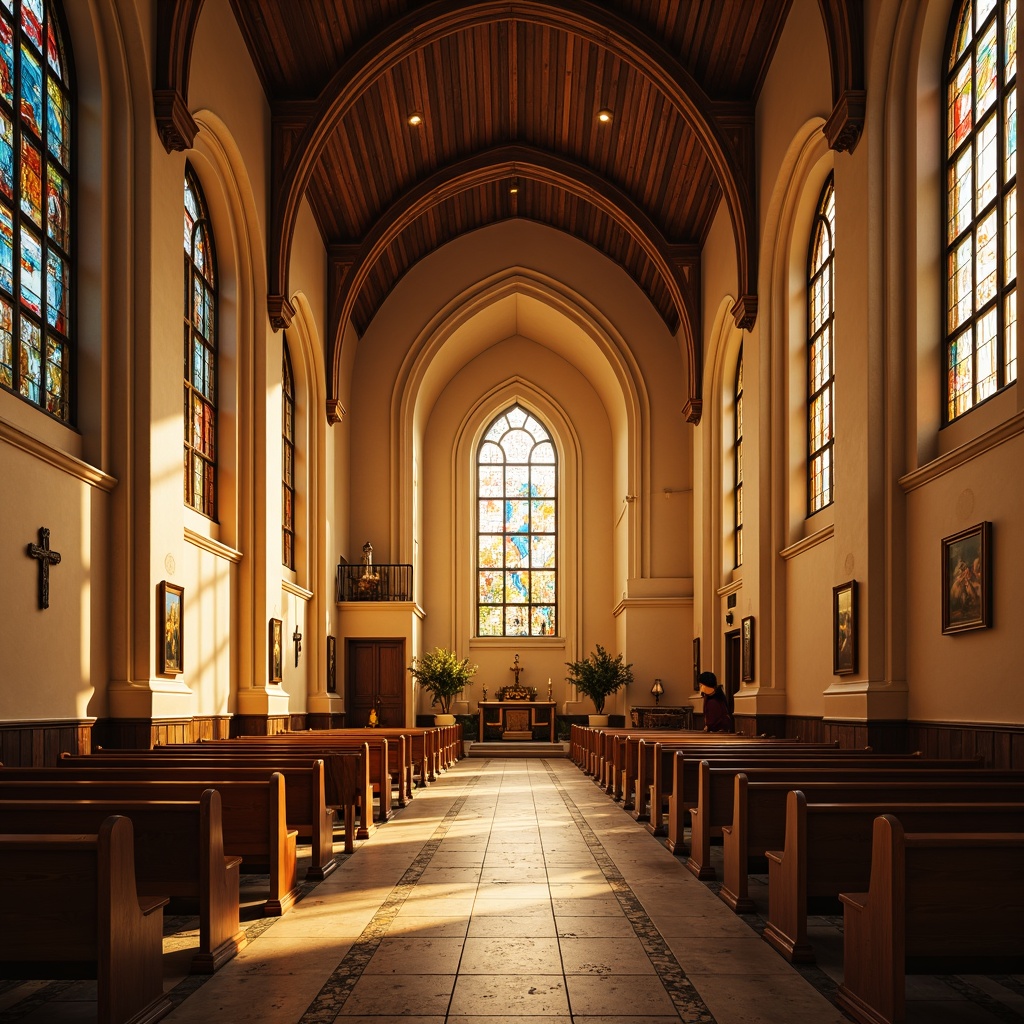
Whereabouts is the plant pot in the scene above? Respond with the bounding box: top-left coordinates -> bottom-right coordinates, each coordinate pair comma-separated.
434,714 -> 456,726
588,714 -> 609,727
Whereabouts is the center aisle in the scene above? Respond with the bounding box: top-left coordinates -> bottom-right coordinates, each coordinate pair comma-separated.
163,758 -> 848,1023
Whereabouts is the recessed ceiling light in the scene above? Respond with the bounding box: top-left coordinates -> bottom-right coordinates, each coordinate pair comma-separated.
407,112 -> 423,127
597,108 -> 613,124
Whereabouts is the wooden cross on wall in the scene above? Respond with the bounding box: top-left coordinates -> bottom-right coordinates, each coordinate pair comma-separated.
27,527 -> 61,609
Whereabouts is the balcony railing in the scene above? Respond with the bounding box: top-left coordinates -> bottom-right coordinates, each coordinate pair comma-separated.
336,562 -> 413,602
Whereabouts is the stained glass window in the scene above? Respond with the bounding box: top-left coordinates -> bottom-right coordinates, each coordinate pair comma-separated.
808,176 -> 836,514
0,0 -> 72,421
282,342 -> 295,569
945,0 -> 1018,421
734,344 -> 744,569
183,164 -> 217,518
477,404 -> 557,637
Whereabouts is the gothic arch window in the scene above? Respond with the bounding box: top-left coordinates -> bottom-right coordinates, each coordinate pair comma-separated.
183,163 -> 217,518
476,404 -> 557,637
808,175 -> 835,514
282,341 -> 295,569
944,0 -> 1017,421
0,0 -> 73,421
733,344 -> 744,568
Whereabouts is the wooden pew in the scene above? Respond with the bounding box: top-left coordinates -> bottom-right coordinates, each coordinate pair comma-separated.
762,788 -> 1024,963
0,790 -> 246,973
60,753 -> 343,872
837,814 -> 1024,1024
0,772 -> 299,915
685,759 -> 995,879
638,738 -> 841,825
0,815 -> 172,1024
721,771 -> 1024,914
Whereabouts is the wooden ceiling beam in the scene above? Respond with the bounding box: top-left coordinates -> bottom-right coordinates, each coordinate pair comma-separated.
153,0 -> 203,152
322,144 -> 705,424
817,0 -> 866,152
267,0 -> 760,352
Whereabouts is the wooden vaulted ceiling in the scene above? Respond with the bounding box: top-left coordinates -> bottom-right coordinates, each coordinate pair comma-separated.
154,0 -> 865,423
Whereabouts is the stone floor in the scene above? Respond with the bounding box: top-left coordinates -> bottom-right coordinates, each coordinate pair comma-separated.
1,757 -> 1022,1023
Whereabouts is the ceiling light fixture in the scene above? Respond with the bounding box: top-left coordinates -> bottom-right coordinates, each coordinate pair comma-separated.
407,112 -> 423,127
597,108 -> 613,124
509,177 -> 519,194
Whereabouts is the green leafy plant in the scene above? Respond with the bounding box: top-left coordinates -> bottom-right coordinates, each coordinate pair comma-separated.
565,644 -> 634,715
409,647 -> 478,714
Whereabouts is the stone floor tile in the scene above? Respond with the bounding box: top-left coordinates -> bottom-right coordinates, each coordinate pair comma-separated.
559,935 -> 657,975
555,915 -> 636,938
363,936 -> 465,974
384,915 -> 470,938
335,974 -> 456,1016
466,913 -> 558,938
564,974 -> 677,1017
689,972 -> 851,1024
458,936 -> 563,974
448,974 -> 569,1016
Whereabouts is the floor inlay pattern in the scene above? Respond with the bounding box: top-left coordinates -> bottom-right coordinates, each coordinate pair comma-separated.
541,760 -> 716,1024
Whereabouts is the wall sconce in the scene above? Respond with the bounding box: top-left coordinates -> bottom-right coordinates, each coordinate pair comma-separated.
725,611 -> 734,626
651,679 -> 664,705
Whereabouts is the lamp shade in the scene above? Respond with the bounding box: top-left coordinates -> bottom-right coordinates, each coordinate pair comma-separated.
651,679 -> 664,696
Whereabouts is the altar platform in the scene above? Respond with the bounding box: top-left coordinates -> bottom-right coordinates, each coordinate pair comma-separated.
478,699 -> 557,742
466,740 -> 567,758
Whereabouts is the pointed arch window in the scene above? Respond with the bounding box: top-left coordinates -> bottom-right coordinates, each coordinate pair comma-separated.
183,164 -> 217,518
944,0 -> 1017,421
808,176 -> 836,514
733,344 -> 744,568
0,0 -> 73,421
477,405 -> 557,637
282,342 -> 295,569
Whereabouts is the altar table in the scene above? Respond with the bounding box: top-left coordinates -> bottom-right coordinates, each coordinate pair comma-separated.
478,700 -> 557,742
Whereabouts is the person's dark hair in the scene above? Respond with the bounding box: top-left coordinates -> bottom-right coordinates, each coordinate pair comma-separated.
698,671 -> 719,690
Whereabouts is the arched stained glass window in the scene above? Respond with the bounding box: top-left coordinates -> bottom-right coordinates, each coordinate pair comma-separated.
0,0 -> 73,421
183,164 -> 217,518
477,405 -> 557,637
944,0 -> 1017,421
808,176 -> 835,514
733,344 -> 744,569
282,342 -> 295,569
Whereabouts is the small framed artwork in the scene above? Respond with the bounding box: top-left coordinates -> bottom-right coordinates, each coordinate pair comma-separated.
832,580 -> 857,675
159,581 -> 184,676
942,521 -> 992,634
269,618 -> 284,683
692,637 -> 701,688
741,615 -> 755,682
326,635 -> 337,692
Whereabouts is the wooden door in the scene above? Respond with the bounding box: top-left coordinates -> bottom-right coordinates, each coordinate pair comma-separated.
724,629 -> 741,716
346,638 -> 406,727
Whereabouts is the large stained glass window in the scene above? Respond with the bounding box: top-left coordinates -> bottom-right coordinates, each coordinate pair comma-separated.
0,0 -> 73,421
733,344 -> 744,569
808,175 -> 835,514
477,405 -> 557,637
183,164 -> 217,518
282,342 -> 295,569
945,0 -> 1017,421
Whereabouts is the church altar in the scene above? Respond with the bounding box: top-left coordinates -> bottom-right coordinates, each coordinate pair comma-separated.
478,700 -> 557,742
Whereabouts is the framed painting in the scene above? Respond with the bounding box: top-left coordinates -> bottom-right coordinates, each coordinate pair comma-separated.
326,635 -> 337,692
692,637 -> 701,688
159,581 -> 184,676
269,617 -> 284,682
942,521 -> 992,634
741,615 -> 755,682
832,580 -> 857,675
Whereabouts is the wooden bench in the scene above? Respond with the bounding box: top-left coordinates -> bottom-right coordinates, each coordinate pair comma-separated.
720,770 -> 1024,913
0,771 -> 299,915
837,814 -> 1024,1024
0,789 -> 246,973
0,815 -> 172,1024
685,759 -> 995,879
762,787 -> 1024,963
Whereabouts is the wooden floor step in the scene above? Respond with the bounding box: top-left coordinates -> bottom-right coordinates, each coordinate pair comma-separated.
465,741 -> 568,758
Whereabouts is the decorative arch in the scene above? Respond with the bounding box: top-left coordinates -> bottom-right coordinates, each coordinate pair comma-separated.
325,144 -> 701,423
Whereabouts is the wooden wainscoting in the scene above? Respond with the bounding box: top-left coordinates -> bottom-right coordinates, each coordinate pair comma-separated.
93,716 -> 233,751
734,715 -> 1023,767
0,718 -> 94,766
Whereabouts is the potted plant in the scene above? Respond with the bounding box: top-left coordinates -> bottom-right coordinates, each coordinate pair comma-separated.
565,644 -> 633,726
409,646 -> 478,725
